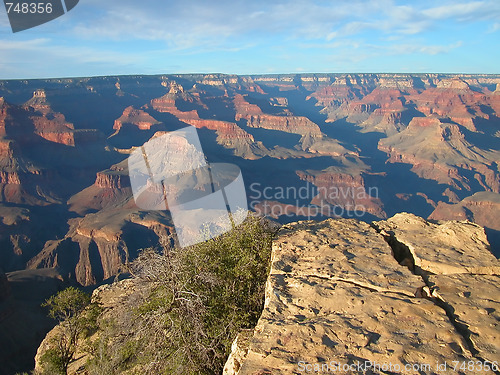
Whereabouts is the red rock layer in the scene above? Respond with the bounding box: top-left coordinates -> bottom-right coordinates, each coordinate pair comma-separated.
308,84 -> 360,109
246,114 -> 322,136
311,76 -> 500,137
429,193 -> 500,231
23,90 -> 76,146
150,91 -> 263,158
68,161 -> 134,216
233,94 -> 263,120
95,171 -> 128,189
0,97 -> 7,137
113,106 -> 160,131
407,82 -> 488,131
296,171 -> 386,218
234,94 -> 322,136
378,117 -> 500,192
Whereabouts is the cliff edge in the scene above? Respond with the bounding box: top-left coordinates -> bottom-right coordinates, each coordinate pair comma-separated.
224,213 -> 499,374
34,213 -> 500,374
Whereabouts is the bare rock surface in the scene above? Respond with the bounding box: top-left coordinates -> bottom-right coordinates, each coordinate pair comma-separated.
375,213 -> 499,275
426,274 -> 500,366
226,214 -> 500,374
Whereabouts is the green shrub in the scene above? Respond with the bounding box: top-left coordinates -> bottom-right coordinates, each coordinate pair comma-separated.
88,213 -> 275,375
40,287 -> 100,375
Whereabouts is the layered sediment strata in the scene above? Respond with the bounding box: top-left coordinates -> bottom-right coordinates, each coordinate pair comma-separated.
28,210 -> 173,286
151,90 -> 267,158
378,117 -> 500,192
113,106 -> 160,131
429,192 -> 500,231
23,89 -> 76,146
311,74 -> 500,138
296,170 -> 386,218
234,94 -> 322,137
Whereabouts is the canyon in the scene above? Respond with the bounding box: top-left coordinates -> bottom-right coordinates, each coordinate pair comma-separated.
0,73 -> 499,373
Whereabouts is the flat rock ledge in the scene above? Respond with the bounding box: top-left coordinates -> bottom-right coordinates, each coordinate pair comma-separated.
224,213 -> 500,375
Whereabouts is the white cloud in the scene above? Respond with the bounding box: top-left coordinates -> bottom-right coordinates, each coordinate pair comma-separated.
419,41 -> 463,55
66,0 -> 391,44
0,0 -> 498,77
0,38 -> 145,78
370,40 -> 464,56
0,38 -> 51,49
422,1 -> 500,21
26,0 -> 487,57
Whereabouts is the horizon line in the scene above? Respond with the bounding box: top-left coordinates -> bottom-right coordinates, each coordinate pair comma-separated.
1,71 -> 500,82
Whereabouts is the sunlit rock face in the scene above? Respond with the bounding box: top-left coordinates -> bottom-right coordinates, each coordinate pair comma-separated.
225,213 -> 500,375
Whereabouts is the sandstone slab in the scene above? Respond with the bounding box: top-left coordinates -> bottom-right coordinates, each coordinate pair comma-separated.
226,218 -> 493,375
376,213 -> 500,275
427,274 -> 500,365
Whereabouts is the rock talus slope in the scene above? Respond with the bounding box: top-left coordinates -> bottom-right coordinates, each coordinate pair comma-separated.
225,213 -> 500,374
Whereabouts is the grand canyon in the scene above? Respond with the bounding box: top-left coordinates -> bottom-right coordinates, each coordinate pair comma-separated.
0,73 -> 499,374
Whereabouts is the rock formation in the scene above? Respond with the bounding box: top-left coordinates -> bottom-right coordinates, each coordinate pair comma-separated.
378,117 -> 500,193
0,95 -> 112,207
429,192 -> 500,231
234,94 -> 322,137
0,73 -> 499,373
150,88 -> 267,159
27,209 -> 173,286
113,106 -> 160,131
296,170 -> 386,218
224,214 -> 499,374
23,89 -> 77,146
34,214 -> 499,375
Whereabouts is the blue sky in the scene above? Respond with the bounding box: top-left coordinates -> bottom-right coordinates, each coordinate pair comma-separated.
0,0 -> 499,79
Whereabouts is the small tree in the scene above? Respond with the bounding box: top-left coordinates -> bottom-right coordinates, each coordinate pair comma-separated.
41,287 -> 98,375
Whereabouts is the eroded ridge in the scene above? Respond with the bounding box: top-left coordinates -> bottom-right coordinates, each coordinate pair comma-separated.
225,214 -> 500,375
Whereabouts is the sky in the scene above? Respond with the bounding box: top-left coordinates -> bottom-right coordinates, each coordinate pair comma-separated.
0,0 -> 499,79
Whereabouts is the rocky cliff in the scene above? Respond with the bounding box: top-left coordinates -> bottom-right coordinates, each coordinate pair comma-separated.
27,208 -> 173,286
234,93 -> 323,137
150,85 -> 268,159
34,214 -> 499,375
23,89 -> 77,146
296,170 -> 386,218
224,213 -> 499,374
378,117 -> 500,193
2,73 -> 500,373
